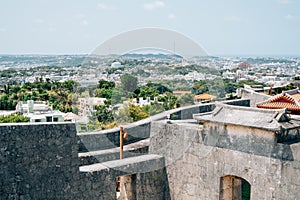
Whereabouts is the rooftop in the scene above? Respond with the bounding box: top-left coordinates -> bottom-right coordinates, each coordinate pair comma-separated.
194,93 -> 216,100
257,89 -> 300,113
194,104 -> 300,131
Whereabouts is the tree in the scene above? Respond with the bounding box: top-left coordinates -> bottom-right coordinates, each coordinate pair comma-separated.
158,93 -> 179,110
146,82 -> 171,94
94,105 -> 114,124
95,88 -> 113,99
128,104 -> 149,122
63,80 -> 78,92
97,79 -> 115,89
120,74 -> 138,94
179,94 -> 194,106
135,86 -> 159,98
147,103 -> 165,115
115,103 -> 150,123
0,113 -> 30,123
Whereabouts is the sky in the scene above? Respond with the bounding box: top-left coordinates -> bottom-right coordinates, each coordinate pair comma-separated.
0,0 -> 299,56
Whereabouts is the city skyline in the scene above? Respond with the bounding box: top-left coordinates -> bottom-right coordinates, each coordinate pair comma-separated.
0,0 -> 299,56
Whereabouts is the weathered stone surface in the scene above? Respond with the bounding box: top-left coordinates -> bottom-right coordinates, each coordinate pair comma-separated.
80,154 -> 164,176
0,123 -> 169,200
79,138 -> 149,165
3,99 -> 295,200
149,120 -> 300,200
77,103 -> 217,152
241,88 -> 270,107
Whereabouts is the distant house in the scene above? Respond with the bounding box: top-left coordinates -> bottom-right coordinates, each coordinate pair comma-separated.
16,100 -> 64,123
64,112 -> 81,122
131,97 -> 158,106
257,89 -> 300,114
78,97 -> 107,116
237,61 -> 251,69
194,93 -> 216,104
28,110 -> 64,123
16,100 -> 52,114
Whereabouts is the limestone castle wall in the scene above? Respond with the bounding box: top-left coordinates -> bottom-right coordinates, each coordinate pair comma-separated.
149,121 -> 300,200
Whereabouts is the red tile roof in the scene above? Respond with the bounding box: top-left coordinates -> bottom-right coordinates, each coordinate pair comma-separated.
291,93 -> 300,100
257,91 -> 300,113
257,102 -> 300,111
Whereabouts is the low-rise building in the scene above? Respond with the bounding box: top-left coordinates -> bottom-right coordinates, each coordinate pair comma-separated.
15,100 -> 64,123
78,97 -> 107,116
27,110 -> 64,123
194,93 -> 216,104
16,100 -> 52,114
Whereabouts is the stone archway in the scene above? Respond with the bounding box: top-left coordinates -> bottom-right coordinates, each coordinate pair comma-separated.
219,175 -> 251,200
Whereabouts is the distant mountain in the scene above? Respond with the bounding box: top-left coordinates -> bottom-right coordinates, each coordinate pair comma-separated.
121,53 -> 183,59
0,55 -> 86,68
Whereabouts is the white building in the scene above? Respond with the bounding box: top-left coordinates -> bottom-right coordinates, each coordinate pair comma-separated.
111,61 -> 122,68
27,110 -> 64,123
16,100 -> 52,114
16,100 -> 64,123
78,97 -> 107,116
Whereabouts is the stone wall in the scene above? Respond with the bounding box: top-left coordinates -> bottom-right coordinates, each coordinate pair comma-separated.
0,123 -> 117,199
77,103 -> 219,153
149,120 -> 300,200
0,123 -> 81,199
0,123 -> 168,200
77,100 -> 251,154
223,98 -> 250,107
241,88 -> 270,107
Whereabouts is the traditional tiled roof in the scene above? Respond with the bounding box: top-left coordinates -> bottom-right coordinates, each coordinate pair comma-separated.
193,104 -> 291,131
291,93 -> 300,100
258,102 -> 300,111
257,90 -> 300,112
194,93 -> 216,100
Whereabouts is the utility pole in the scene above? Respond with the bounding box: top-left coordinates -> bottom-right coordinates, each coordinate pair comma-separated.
119,127 -> 128,159
118,127 -> 129,199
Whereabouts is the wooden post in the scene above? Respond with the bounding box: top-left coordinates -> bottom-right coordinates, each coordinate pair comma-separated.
120,127 -> 124,159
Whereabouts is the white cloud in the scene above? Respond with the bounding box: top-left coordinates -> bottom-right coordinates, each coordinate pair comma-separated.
97,3 -> 116,10
285,14 -> 299,20
144,1 -> 165,11
278,0 -> 291,4
224,16 -> 242,22
0,28 -> 7,32
168,13 -> 176,20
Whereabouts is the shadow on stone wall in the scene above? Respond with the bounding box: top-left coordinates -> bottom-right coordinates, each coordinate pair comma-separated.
77,102 -> 219,153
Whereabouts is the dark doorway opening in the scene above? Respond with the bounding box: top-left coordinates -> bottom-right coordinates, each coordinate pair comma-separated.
219,175 -> 251,200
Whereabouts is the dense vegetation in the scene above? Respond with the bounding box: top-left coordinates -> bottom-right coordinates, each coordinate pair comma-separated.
88,75 -> 180,130
193,79 -> 266,97
0,78 -> 78,112
0,73 -> 269,127
0,113 -> 30,123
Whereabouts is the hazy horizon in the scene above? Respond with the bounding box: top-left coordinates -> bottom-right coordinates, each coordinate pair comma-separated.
1,1 -> 300,55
